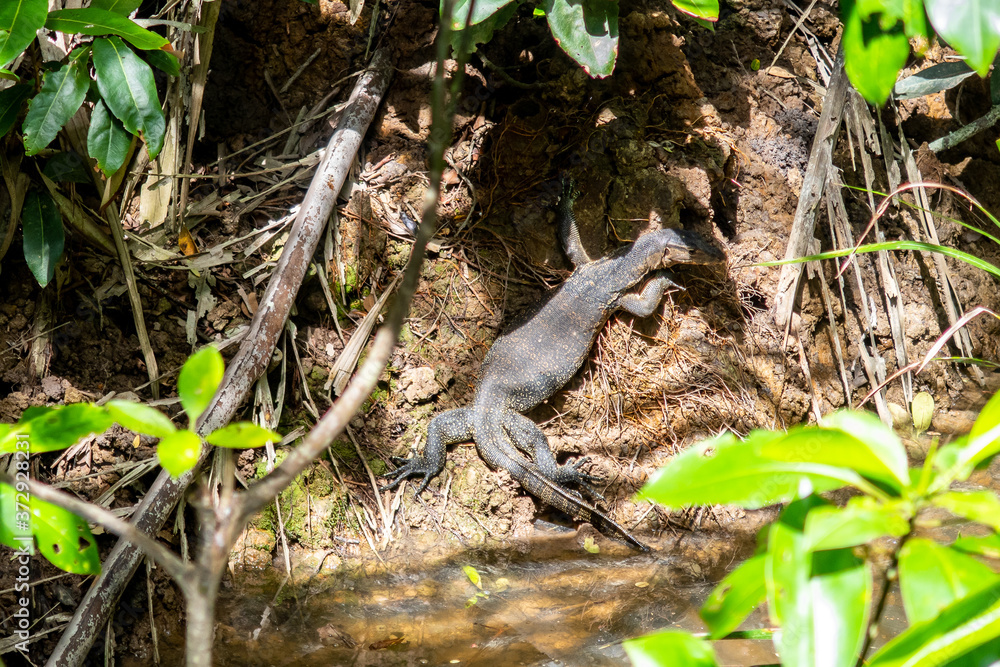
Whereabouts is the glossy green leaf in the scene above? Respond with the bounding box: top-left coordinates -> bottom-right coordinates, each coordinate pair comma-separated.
449,2 -> 518,56
804,497 -> 911,551
869,580 -> 1000,667
87,99 -> 132,177
0,403 -> 112,454
637,431 -> 862,509
45,8 -> 169,51
841,0 -> 912,105
43,151 -> 92,184
542,0 -> 618,78
205,422 -> 280,449
0,0 -> 47,69
22,49 -> 91,155
143,49 -> 180,77
671,0 -> 719,20
21,189 -> 64,288
89,0 -> 143,15
0,83 -> 32,136
92,36 -> 165,159
623,629 -> 718,667
0,481 -> 32,551
157,430 -> 202,477
932,490 -> 1000,531
700,554 -> 766,638
445,0 -> 514,29
106,399 -> 176,438
898,538 -> 1000,625
925,0 -> 1000,76
31,496 -> 100,575
177,346 -> 224,426
952,533 -> 1000,559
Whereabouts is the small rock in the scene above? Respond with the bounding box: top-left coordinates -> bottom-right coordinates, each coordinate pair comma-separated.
41,376 -> 64,400
399,366 -> 439,403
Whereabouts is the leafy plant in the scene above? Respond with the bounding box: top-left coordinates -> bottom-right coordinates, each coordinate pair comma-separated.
841,0 -> 1000,105
624,392 -> 1000,666
0,0 -> 177,285
0,347 -> 280,574
446,0 -> 719,79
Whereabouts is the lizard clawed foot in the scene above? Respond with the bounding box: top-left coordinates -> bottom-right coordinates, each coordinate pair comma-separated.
550,456 -> 606,502
380,456 -> 441,495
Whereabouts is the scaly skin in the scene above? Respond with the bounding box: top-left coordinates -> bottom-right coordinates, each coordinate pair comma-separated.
385,180 -> 725,550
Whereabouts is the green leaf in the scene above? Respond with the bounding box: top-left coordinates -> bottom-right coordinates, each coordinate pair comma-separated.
637,431 -> 860,509
623,629 -> 718,667
31,496 -> 101,575
21,189 -> 65,288
0,0 -> 47,69
670,0 -> 719,20
808,548 -> 872,667
925,0 -> 1000,76
898,538 -> 1000,625
841,0 -> 912,105
0,83 -> 32,136
0,481 -> 32,550
142,49 -> 180,77
87,99 -> 132,177
205,422 -> 280,449
157,430 -> 202,477
449,2 -> 518,56
43,151 -> 92,184
804,497 -> 911,551
952,533 -> 1000,559
869,580 -> 1000,667
91,36 -> 165,159
964,389 -> 1000,467
894,61 -> 977,100
932,490 -> 1000,531
766,498 -> 871,667
45,8 -> 169,51
177,346 -> 224,426
22,49 -> 91,155
89,0 -> 143,15
106,399 -> 176,438
445,0 -> 515,29
542,0 -> 618,78
463,565 -> 483,589
700,554 -> 766,639
0,403 -> 113,454
810,411 -> 910,490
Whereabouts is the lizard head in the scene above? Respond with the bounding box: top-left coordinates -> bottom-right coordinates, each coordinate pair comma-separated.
635,227 -> 726,270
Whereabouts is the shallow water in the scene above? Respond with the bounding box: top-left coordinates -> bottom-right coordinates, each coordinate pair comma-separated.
203,525 -> 774,666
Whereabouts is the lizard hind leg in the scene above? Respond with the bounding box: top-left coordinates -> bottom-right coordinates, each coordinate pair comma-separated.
382,407 -> 473,494
501,411 -> 605,501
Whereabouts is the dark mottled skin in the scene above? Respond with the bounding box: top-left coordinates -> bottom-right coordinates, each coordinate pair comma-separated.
385,181 -> 725,550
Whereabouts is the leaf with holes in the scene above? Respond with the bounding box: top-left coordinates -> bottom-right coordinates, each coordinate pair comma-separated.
31,496 -> 101,574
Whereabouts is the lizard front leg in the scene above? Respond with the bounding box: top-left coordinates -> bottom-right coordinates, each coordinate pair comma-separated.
382,407 -> 473,494
615,270 -> 682,317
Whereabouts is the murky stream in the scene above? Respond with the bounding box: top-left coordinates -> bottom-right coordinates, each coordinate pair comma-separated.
198,525 -> 776,666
